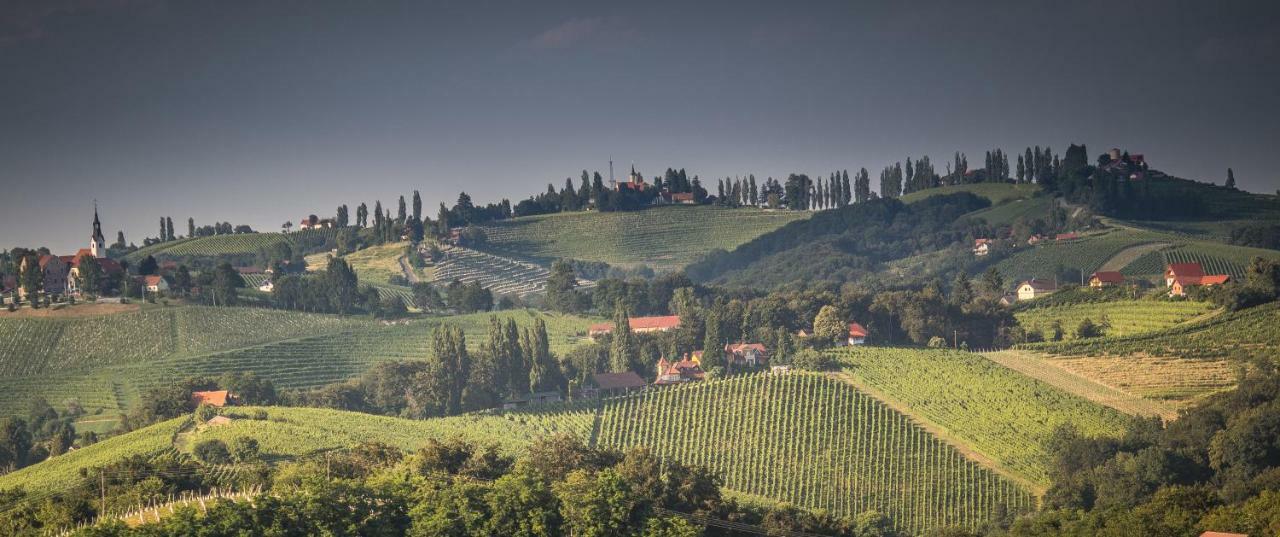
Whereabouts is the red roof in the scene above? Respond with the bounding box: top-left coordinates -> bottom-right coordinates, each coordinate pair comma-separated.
98,259 -> 123,274
236,266 -> 263,274
1166,263 -> 1205,278
725,343 -> 767,353
1200,274 -> 1230,285
592,372 -> 647,391
1021,279 -> 1058,291
848,322 -> 868,338
191,390 -> 229,407
143,275 -> 165,286
1055,233 -> 1079,241
974,238 -> 991,246
589,315 -> 681,334
1090,271 -> 1124,284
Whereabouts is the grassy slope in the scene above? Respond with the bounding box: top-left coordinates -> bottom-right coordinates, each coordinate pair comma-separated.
830,347 -> 1133,487
123,228 -> 337,264
0,417 -> 189,493
341,241 -> 412,286
476,206 -> 810,271
981,350 -> 1178,421
0,308 -> 600,419
1014,299 -> 1215,340
899,183 -> 1042,205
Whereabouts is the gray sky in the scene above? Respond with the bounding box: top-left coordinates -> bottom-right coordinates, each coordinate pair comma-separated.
2,0 -> 1278,253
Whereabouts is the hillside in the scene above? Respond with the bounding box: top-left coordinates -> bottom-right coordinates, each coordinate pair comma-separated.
830,347 -> 1133,487
1013,299 -> 1215,340
900,182 -> 1042,206
474,205 -> 810,271
0,308 -> 599,420
8,374 -> 1038,534
123,228 -> 337,264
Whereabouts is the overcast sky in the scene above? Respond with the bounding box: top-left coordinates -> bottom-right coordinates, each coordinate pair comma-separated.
2,0 -> 1278,253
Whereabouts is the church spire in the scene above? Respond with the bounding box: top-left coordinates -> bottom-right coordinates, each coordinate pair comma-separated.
90,201 -> 106,257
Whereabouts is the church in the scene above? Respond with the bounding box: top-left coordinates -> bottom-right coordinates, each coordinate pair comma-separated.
17,206 -> 122,299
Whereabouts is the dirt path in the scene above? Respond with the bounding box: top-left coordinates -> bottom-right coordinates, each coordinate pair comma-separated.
398,254 -> 421,284
827,371 -> 1046,496
1098,241 -> 1170,272
981,350 -> 1178,421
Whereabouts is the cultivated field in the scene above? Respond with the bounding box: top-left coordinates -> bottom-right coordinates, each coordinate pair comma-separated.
475,206 -> 809,271
1013,299 -> 1214,340
342,241 -> 413,285
596,372 -> 1036,534
900,182 -> 1042,205
830,347 -> 1133,487
981,350 -> 1178,420
124,228 -> 337,263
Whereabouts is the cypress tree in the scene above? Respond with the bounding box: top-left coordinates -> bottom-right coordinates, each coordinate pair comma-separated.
609,304 -> 635,373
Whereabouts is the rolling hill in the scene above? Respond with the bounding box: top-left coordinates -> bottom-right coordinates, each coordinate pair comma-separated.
123,228 -> 337,264
474,205 -> 810,271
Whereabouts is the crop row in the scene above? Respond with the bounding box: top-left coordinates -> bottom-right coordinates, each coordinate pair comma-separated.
1014,300 -> 1213,340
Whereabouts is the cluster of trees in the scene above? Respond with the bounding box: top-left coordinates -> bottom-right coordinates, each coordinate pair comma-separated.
122,372 -> 276,431
270,258 -> 387,315
1001,367 -> 1280,536
7,434 -> 897,537
1228,223 -> 1280,251
296,320 -> 560,417
144,217 -> 252,247
0,398 -> 83,474
1191,257 -> 1280,311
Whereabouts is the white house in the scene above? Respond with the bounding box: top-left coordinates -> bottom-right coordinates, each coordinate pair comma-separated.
143,275 -> 169,294
847,322 -> 868,345
258,280 -> 275,293
1017,279 -> 1057,301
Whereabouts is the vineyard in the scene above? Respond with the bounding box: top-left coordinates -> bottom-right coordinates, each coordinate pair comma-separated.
981,351 -> 1178,420
124,228 -> 337,263
1013,299 -> 1214,340
431,245 -> 595,297
0,416 -> 189,493
964,195 -> 1054,226
476,206 -> 809,271
0,309 -> 598,418
899,182 -> 1041,205
829,347 -> 1133,487
994,229 -> 1170,283
596,372 -> 1035,533
343,241 -> 413,285
1019,301 -> 1280,363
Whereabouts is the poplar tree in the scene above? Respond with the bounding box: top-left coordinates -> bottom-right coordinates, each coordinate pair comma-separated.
412,191 -> 422,223
609,304 -> 635,373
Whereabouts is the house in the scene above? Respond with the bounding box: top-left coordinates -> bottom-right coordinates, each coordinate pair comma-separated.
1017,279 -> 1058,301
795,328 -> 812,338
191,390 -> 231,407
973,238 -> 992,256
66,250 -> 123,295
142,275 -> 169,293
847,323 -> 868,345
586,372 -> 648,398
205,415 -> 233,427
655,191 -> 696,205
1165,263 -> 1205,286
1170,274 -> 1230,297
612,165 -> 647,191
1027,234 -> 1044,246
1089,271 -> 1125,288
18,255 -> 69,298
1055,232 -> 1079,242
20,207 -> 124,299
236,266 -> 264,275
588,315 -> 681,337
502,391 -> 563,409
724,343 -> 768,368
655,355 -> 705,385
258,279 -> 275,293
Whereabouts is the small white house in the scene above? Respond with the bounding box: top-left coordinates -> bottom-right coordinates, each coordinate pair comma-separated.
258,280 -> 275,293
143,275 -> 169,294
1017,279 -> 1057,301
847,322 -> 868,345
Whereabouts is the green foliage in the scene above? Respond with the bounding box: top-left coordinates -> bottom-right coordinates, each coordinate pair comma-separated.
1014,300 -> 1212,341
191,439 -> 231,464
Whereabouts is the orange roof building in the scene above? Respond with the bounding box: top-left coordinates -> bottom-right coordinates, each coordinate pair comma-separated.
1089,271 -> 1125,288
655,355 -> 705,385
191,390 -> 231,407
589,315 -> 681,336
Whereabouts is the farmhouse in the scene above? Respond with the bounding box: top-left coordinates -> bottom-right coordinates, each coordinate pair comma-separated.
1089,271 -> 1125,288
191,390 -> 232,407
1017,279 -> 1058,301
655,191 -> 696,205
973,238 -> 992,256
298,215 -> 336,230
655,355 -> 705,385
142,275 -> 169,294
724,343 -> 768,368
588,315 -> 681,337
1170,274 -> 1230,297
586,371 -> 647,398
1165,262 -> 1205,286
847,323 -> 868,345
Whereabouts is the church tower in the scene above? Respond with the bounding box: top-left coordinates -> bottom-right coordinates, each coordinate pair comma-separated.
90,203 -> 106,258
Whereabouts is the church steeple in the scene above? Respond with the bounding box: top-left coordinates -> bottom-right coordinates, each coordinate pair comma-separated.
90,202 -> 106,257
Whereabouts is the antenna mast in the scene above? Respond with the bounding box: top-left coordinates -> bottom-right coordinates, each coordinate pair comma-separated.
609,158 -> 614,184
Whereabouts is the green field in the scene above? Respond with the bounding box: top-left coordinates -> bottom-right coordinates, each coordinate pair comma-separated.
0,308 -> 599,419
342,241 -> 413,285
831,347 -> 1133,487
11,373 -> 1037,534
596,372 -> 1036,533
1019,301 -> 1280,363
124,228 -> 337,263
900,183 -> 1042,205
1014,299 -> 1215,340
0,416 -> 190,493
475,206 -> 810,271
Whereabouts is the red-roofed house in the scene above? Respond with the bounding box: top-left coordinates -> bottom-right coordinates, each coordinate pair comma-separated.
973,238 -> 992,256
1055,232 -> 1080,241
655,355 -> 705,385
847,323 -> 868,346
1170,274 -> 1231,297
587,372 -> 648,398
724,343 -> 768,368
191,390 -> 231,407
143,275 -> 170,294
17,255 -> 69,299
1165,263 -> 1205,287
589,315 -> 681,337
1089,271 -> 1125,288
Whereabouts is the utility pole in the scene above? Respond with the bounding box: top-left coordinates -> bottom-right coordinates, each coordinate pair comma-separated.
100,469 -> 106,515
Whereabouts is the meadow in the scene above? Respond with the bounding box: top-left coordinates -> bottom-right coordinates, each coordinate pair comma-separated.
475,206 -> 809,271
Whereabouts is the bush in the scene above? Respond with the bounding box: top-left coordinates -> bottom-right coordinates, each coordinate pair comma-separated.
194,404 -> 218,423
232,437 -> 260,463
791,349 -> 834,371
927,336 -> 947,348
193,439 -> 231,464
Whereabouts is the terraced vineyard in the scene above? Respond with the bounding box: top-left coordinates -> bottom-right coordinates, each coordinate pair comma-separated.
981,351 -> 1178,420
830,347 -> 1133,487
432,246 -> 595,297
476,206 -> 809,271
124,228 -> 337,263
1014,300 -> 1214,340
596,372 -> 1036,533
0,416 -> 190,493
1020,301 -> 1280,363
964,195 -> 1054,226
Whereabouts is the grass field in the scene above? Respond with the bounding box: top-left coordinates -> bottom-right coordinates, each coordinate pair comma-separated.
0,308 -> 600,419
1014,299 -> 1214,340
981,350 -> 1178,420
475,206 -> 809,271
900,183 -> 1042,205
342,241 -> 412,285
830,347 -> 1133,487
124,228 -> 337,264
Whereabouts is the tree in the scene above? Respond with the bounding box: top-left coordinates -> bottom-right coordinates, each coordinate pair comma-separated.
193,439 -> 231,464
609,304 -> 636,373
231,437 -> 260,463
431,325 -> 471,416
188,217 -> 195,238
74,254 -> 102,295
1226,168 -> 1236,189
324,257 -> 360,314
166,217 -> 175,241
412,190 -> 423,223
701,307 -> 724,370
397,195 -> 407,225
813,305 -> 845,346
527,319 -> 559,393
412,282 -> 444,311
138,255 -> 159,276
357,202 -> 369,228
210,262 -> 243,306
545,261 -> 578,313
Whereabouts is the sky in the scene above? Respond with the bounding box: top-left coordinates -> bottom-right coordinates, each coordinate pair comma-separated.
2,0 -> 1278,253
